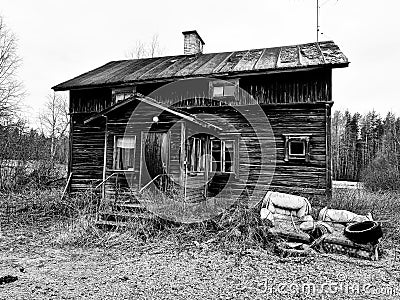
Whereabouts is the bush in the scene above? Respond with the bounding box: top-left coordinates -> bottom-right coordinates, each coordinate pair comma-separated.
362,155 -> 400,191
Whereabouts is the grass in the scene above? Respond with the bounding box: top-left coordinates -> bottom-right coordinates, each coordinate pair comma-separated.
331,188 -> 400,246
1,187 -> 399,252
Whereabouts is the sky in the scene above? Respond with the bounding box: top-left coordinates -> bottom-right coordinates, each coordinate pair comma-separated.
1,0 -> 399,126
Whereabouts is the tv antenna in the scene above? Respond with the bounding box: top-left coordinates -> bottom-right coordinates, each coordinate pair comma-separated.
316,0 -> 320,42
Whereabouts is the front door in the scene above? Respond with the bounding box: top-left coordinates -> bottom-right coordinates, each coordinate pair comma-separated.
140,131 -> 169,187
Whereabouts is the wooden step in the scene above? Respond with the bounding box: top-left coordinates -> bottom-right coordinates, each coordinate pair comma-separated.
95,220 -> 128,228
115,202 -> 146,210
98,210 -> 155,226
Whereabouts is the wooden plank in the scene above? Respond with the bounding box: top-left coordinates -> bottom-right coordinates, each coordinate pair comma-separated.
325,103 -> 332,200
254,47 -> 280,70
216,51 -> 248,73
193,52 -> 232,75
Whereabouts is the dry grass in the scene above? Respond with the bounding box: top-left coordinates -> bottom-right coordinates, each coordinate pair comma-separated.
2,187 -> 398,252
331,188 -> 400,246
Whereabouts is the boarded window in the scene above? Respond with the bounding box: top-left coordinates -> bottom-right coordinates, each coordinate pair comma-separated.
283,134 -> 311,162
114,136 -> 136,170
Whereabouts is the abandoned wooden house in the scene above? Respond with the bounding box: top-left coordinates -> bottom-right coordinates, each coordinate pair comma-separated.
53,30 -> 348,222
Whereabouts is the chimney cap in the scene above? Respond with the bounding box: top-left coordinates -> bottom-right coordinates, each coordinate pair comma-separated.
182,30 -> 205,45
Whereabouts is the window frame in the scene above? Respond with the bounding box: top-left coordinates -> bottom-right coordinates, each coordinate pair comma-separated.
113,135 -> 137,171
112,86 -> 136,103
186,136 -> 206,173
210,138 -> 237,173
209,79 -> 239,102
283,134 -> 311,162
185,135 -> 238,175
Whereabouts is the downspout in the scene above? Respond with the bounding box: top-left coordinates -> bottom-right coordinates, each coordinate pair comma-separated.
102,115 -> 108,201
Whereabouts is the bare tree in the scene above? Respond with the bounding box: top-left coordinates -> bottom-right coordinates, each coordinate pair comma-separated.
39,92 -> 69,160
0,15 -> 24,119
128,40 -> 146,59
149,34 -> 162,58
126,34 -> 163,59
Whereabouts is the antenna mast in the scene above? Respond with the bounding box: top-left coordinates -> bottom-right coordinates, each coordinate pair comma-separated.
316,0 -> 320,42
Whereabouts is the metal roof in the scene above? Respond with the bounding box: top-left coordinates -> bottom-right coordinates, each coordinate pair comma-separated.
53,41 -> 348,91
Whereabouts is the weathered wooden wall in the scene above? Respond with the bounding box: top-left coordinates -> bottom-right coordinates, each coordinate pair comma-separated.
69,113 -> 104,192
67,69 -> 332,205
103,101 -> 186,200
132,68 -> 332,107
184,102 -> 331,205
70,88 -> 112,113
240,69 -> 331,104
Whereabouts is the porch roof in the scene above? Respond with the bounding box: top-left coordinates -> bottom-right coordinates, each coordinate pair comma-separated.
83,94 -> 223,131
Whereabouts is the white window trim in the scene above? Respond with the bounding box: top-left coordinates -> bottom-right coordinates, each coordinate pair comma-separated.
209,79 -> 239,101
113,135 -> 137,171
288,140 -> 306,156
210,139 -> 236,173
283,134 -> 311,162
112,87 -> 136,103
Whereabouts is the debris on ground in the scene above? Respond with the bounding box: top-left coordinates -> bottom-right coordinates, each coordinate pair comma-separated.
260,191 -> 382,260
0,275 -> 18,285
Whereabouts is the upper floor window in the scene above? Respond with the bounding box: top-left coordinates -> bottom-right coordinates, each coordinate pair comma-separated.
209,79 -> 238,101
114,136 -> 136,170
112,87 -> 136,103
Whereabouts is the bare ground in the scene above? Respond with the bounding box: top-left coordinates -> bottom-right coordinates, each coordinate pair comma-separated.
1,223 -> 400,300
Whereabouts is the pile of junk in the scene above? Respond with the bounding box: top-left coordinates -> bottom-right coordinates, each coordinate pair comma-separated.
260,191 -> 383,260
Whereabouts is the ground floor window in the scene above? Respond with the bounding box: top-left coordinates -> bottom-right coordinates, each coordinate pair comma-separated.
211,139 -> 235,172
283,134 -> 311,162
187,136 -> 206,172
114,136 -> 136,170
186,135 -> 236,173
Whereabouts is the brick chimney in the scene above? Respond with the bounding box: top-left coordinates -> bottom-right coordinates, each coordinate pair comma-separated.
182,30 -> 205,55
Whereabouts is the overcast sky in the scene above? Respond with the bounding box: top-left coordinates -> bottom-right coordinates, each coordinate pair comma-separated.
1,0 -> 399,126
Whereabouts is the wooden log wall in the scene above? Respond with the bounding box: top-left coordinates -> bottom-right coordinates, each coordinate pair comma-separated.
70,88 -> 113,113
264,103 -> 331,206
68,89 -> 111,192
103,101 -> 185,200
132,69 -> 331,107
184,102 -> 331,206
239,69 -> 332,105
69,113 -> 105,192
67,70 -> 332,205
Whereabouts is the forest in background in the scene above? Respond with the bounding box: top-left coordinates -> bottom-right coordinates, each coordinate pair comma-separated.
332,110 -> 400,189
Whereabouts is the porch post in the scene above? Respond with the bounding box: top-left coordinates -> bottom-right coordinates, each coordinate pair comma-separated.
180,122 -> 186,201
102,115 -> 108,201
